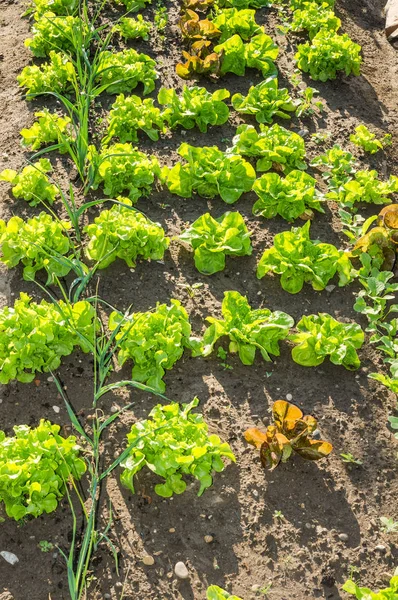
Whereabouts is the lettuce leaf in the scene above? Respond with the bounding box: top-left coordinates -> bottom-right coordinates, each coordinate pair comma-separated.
179,212 -> 252,274
257,221 -> 354,293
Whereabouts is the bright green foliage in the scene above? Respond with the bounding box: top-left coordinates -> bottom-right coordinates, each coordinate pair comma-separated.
115,0 -> 152,12
343,573 -> 398,599
24,12 -> 85,57
211,8 -> 263,42
350,125 -> 392,155
113,16 -> 151,40
20,109 -> 73,152
89,143 -> 160,202
192,290 -> 294,364
294,86 -> 324,117
328,170 -> 398,210
0,293 -> 97,384
232,77 -> 296,124
219,0 -> 271,7
290,0 -> 335,7
109,300 -> 192,392
96,50 -> 157,95
158,86 -> 230,133
84,200 -> 169,269
179,212 -> 252,275
104,94 -> 166,143
257,221 -> 353,294
231,123 -> 307,172
214,33 -> 279,77
28,0 -> 78,16
252,170 -> 324,222
290,2 -> 341,39
207,586 -> 243,600
0,212 -> 72,283
17,51 -> 75,96
0,158 -> 58,206
311,145 -> 357,189
0,420 -> 86,521
295,31 -> 362,81
161,143 -> 256,204
120,398 -> 235,497
291,313 -> 364,369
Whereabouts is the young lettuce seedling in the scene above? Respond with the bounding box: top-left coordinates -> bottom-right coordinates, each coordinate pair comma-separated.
245,400 -> 332,470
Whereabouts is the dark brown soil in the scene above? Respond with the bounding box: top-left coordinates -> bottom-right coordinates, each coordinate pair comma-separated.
1,0 -> 398,599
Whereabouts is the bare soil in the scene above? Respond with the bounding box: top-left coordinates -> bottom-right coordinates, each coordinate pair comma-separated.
1,0 -> 398,599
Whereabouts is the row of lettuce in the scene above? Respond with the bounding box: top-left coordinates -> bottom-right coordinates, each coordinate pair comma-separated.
1,0 -> 397,597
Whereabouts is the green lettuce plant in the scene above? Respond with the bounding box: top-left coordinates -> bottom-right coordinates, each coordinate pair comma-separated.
113,15 -> 151,40
120,398 -> 235,497
104,94 -> 166,143
327,170 -> 398,210
0,212 -> 72,283
343,571 -> 398,600
84,200 -> 169,269
290,313 -> 364,369
207,587 -> 243,600
24,12 -> 86,57
115,0 -> 152,11
231,77 -> 296,124
231,123 -> 307,172
0,420 -> 86,521
20,109 -> 73,151
192,290 -> 294,364
96,49 -> 157,95
88,143 -> 160,202
17,50 -> 76,96
257,221 -> 353,293
27,0 -> 78,15
109,300 -> 192,392
0,293 -> 96,384
311,145 -> 357,189
161,143 -> 256,204
179,212 -> 252,275
295,30 -> 362,81
211,7 -> 263,41
252,170 -> 324,221
350,124 -> 392,155
214,33 -> 279,76
289,2 -> 341,39
158,85 -> 230,132
0,158 -> 58,206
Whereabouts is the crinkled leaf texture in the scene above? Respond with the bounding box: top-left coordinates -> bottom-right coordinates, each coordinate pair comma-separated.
257,221 -> 354,293
120,398 -> 235,497
231,123 -> 306,173
109,300 -> 192,392
162,143 -> 256,203
290,313 -> 364,370
0,420 -> 85,521
84,199 -> 169,269
0,212 -> 72,283
0,293 -> 97,384
192,290 -> 294,363
88,143 -> 160,202
179,212 -> 252,275
252,169 -> 324,222
0,158 -> 58,206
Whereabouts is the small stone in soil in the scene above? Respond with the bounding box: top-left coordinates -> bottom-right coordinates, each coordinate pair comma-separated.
286,393 -> 293,401
142,555 -> 155,566
0,551 -> 19,566
174,561 -> 189,579
375,544 -> 387,553
338,533 -> 349,542
204,535 -> 214,543
52,405 -> 60,414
